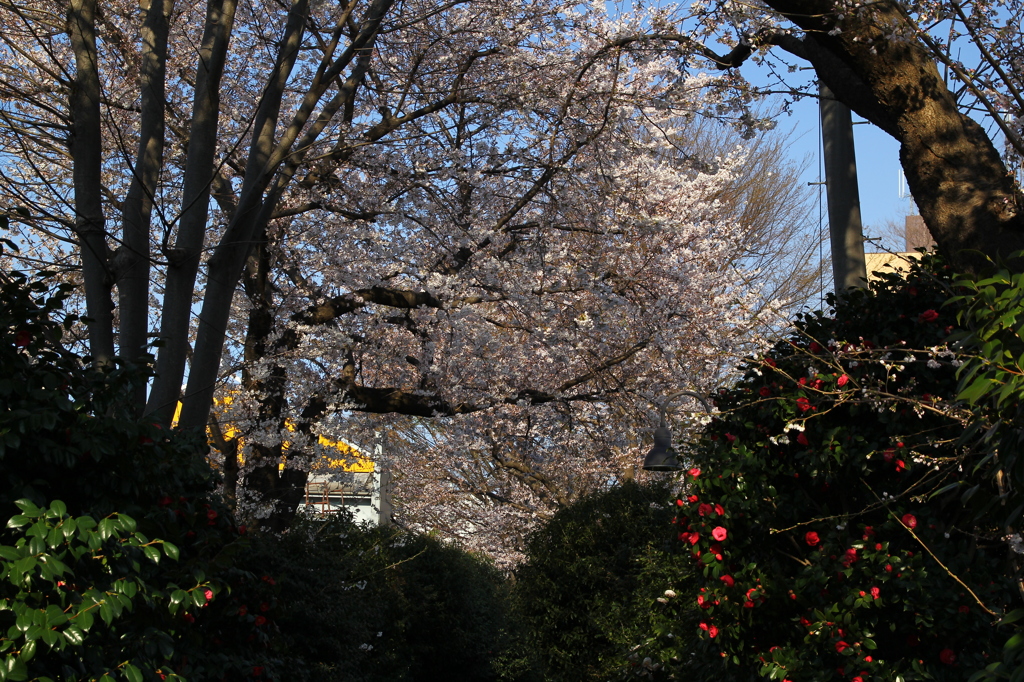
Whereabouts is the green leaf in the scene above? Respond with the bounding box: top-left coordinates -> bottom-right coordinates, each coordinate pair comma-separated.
960,377 -> 998,404
6,516 -> 28,529
62,626 -> 84,646
1004,631 -> 1024,651
3,658 -> 27,682
142,545 -> 160,564
74,607 -> 94,632
13,500 -> 40,516
116,514 -> 136,533
97,518 -> 114,541
17,640 -> 35,663
122,664 -> 142,682
162,542 -> 179,561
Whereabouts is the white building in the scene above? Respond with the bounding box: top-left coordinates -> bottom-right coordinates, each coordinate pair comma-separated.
297,438 -> 393,526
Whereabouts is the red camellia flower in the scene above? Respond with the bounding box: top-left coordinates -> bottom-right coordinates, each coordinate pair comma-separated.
744,600 -> 754,608
919,309 -> 939,322
688,467 -> 701,479
809,341 -> 823,353
712,526 -> 728,542
759,386 -> 771,397
698,503 -> 712,516
901,514 -> 918,529
764,357 -> 777,368
870,586 -> 880,600
836,641 -> 850,653
204,588 -> 214,603
725,433 -> 736,443
254,615 -> 267,626
714,503 -> 724,515
939,648 -> 956,665
158,495 -> 172,507
958,605 -> 970,614
14,330 -> 30,347
708,625 -> 719,638
688,494 -> 699,503
837,374 -> 850,387
805,531 -> 820,546
796,397 -> 812,412
699,621 -> 709,630
895,459 -> 906,473
797,432 -> 809,446
238,605 -> 248,617
688,533 -> 700,545
183,613 -> 195,623
720,574 -> 735,587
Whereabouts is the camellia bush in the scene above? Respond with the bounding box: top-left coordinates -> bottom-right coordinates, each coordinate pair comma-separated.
648,255 -> 1020,681
0,230 -> 281,681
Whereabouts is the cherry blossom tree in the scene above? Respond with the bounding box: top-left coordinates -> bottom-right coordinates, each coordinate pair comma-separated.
0,0 -> 821,545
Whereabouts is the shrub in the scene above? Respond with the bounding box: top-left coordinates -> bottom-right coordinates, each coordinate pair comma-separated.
252,512 -> 519,682
0,235 -> 279,681
653,256 -> 1019,681
513,481 -> 695,682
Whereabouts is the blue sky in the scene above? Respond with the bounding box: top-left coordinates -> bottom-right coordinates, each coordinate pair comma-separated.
777,94 -> 911,254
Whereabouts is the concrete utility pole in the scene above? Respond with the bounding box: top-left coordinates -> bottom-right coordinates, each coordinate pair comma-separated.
819,82 -> 868,291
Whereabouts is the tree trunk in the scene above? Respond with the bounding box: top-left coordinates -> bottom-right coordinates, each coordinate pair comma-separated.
764,0 -> 1024,273
146,0 -> 239,425
68,0 -> 115,366
116,0 -> 174,412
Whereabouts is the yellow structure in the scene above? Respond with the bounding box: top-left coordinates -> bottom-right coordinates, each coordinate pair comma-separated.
175,394 -> 392,524
864,215 -> 934,283
173,395 -> 374,473
864,250 -> 923,283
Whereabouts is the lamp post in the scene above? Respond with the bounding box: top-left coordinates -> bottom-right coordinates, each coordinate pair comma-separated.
641,391 -> 711,472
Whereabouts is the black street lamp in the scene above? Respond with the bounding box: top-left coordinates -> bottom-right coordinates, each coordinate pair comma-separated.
641,391 -> 710,472
642,423 -> 681,471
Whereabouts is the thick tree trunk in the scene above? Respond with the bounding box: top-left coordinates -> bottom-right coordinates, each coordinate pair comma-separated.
763,0 -> 1024,273
68,0 -> 115,366
146,0 -> 239,425
116,0 -> 174,412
